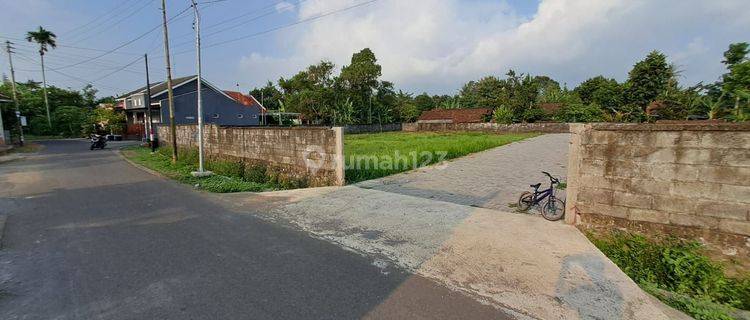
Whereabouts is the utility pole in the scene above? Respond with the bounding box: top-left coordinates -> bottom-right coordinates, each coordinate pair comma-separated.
144,54 -> 154,149
5,41 -> 24,146
161,0 -> 178,163
190,0 -> 211,177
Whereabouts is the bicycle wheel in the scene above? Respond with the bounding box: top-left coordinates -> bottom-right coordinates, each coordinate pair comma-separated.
517,192 -> 533,212
542,198 -> 565,221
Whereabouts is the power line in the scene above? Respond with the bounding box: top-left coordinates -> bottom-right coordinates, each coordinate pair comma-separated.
13,52 -> 130,91
171,0 -> 378,55
10,46 -> 144,73
69,0 -> 158,44
0,35 -> 142,55
62,0 -> 142,37
171,0 -> 297,42
46,5 -> 193,71
90,56 -> 143,82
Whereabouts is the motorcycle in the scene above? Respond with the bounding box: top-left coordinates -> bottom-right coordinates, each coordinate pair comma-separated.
90,134 -> 107,150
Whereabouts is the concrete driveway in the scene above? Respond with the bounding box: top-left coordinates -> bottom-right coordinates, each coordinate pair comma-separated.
357,133 -> 570,212
222,133 -> 687,319
0,140 -> 513,319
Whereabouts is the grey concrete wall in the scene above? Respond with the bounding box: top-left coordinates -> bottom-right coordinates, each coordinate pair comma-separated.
408,122 -> 571,133
343,123 -> 402,134
566,122 -> 750,260
156,124 -> 344,187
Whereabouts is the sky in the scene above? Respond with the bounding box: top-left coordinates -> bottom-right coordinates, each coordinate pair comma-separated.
0,0 -> 748,98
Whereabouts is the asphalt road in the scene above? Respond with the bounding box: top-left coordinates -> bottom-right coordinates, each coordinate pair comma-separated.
0,140 -> 512,320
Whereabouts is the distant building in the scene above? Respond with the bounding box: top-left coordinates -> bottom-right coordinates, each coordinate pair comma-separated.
417,108 -> 493,124
116,76 -> 263,139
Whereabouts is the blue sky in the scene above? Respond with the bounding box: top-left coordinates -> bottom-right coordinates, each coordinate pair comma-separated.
0,0 -> 747,98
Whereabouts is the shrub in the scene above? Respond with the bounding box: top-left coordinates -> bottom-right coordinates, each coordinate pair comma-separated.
29,116 -> 53,135
493,107 -> 513,124
589,231 -> 750,315
554,103 -> 605,122
244,164 -> 269,184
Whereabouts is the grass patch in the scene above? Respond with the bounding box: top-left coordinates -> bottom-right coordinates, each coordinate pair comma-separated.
344,131 -> 537,183
588,231 -> 750,320
24,135 -> 65,141
9,142 -> 43,153
121,146 -> 280,193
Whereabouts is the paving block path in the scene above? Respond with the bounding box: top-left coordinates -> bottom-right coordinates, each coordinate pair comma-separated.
357,133 -> 571,211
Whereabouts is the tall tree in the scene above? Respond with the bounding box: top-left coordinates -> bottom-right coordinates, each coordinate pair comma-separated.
722,42 -> 749,66
81,84 -> 98,109
26,26 -> 57,127
721,42 -> 750,119
413,93 -> 434,112
278,61 -> 336,124
459,76 -> 504,108
623,51 -> 674,110
338,48 -> 382,123
574,76 -> 623,110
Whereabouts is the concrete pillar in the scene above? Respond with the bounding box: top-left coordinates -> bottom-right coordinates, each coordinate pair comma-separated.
333,127 -> 345,186
564,123 -> 588,225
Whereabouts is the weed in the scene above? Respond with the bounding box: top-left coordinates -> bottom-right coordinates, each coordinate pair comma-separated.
589,231 -> 750,319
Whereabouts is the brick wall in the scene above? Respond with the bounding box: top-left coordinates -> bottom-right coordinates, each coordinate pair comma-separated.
566,123 -> 750,260
408,122 -> 570,133
157,124 -> 344,187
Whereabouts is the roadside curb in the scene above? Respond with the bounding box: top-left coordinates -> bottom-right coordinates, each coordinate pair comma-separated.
0,214 -> 7,249
0,154 -> 25,164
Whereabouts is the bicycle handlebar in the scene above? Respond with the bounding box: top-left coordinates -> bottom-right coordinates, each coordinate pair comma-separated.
542,171 -> 560,184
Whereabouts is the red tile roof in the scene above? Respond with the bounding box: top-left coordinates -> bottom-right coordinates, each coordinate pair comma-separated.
224,91 -> 266,112
418,108 -> 493,123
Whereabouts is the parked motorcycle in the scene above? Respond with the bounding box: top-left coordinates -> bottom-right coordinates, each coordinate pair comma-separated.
90,134 -> 107,150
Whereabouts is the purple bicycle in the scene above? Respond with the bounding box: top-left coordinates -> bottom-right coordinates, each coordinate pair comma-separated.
517,171 -> 565,221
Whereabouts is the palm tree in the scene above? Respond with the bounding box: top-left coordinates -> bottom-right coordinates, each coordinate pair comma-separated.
26,26 -> 57,127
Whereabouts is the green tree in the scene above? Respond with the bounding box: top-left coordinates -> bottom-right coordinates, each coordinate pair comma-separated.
459,76 -> 504,108
574,76 -> 623,110
553,103 -> 605,123
85,107 -> 125,135
623,51 -> 674,110
721,43 -> 750,120
413,93 -> 434,112
393,91 -> 419,122
278,61 -> 336,124
26,26 -> 57,127
722,42 -> 749,66
81,84 -> 98,109
337,48 -> 382,123
250,81 -> 283,111
51,106 -> 86,137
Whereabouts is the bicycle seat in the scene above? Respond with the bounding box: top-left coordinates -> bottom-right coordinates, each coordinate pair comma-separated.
530,183 -> 541,189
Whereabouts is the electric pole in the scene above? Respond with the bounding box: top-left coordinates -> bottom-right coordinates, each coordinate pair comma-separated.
5,41 -> 24,146
144,54 -> 154,147
161,0 -> 178,162
190,0 -> 210,176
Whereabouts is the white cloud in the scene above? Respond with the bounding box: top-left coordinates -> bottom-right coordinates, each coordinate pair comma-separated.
238,0 -> 750,93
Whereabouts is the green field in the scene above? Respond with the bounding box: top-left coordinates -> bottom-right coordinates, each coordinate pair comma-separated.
344,131 -> 537,183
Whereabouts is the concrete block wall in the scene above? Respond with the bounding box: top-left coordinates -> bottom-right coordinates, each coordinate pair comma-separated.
157,124 -> 344,187
343,123 -> 402,134
566,122 -> 750,259
409,122 -> 570,133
